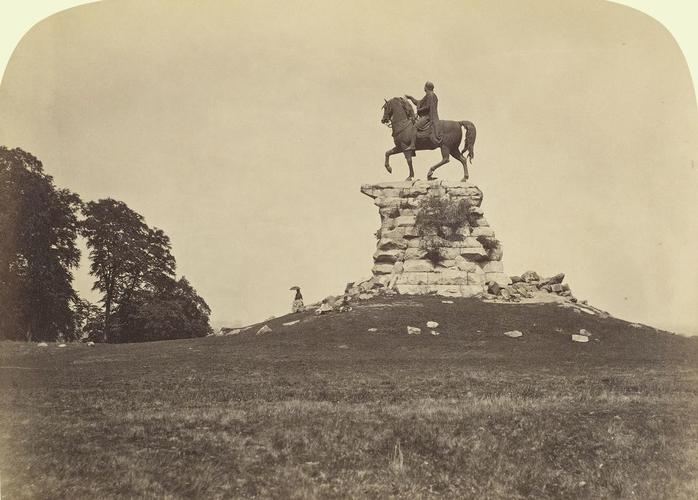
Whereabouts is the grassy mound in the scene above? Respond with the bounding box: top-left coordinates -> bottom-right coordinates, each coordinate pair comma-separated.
1,296 -> 697,498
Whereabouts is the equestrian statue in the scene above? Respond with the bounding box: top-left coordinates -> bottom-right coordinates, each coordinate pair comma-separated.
381,81 -> 476,181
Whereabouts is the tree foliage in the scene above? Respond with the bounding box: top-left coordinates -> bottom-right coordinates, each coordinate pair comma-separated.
81,198 -> 210,342
415,195 -> 474,263
0,147 -> 82,341
117,277 -> 212,342
415,195 -> 473,241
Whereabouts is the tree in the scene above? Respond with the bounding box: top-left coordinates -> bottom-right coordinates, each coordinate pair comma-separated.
72,297 -> 104,341
0,147 -> 82,341
81,198 -> 190,342
117,276 -> 213,342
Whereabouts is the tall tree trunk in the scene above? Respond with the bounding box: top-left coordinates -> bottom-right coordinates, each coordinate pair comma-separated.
103,278 -> 114,343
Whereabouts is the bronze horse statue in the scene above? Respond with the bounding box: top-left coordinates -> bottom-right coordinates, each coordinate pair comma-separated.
381,97 -> 476,181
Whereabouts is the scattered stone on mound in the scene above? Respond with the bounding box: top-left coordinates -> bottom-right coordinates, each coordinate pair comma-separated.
484,270 -> 579,305
504,330 -> 523,338
407,326 -> 422,335
521,270 -> 541,283
315,301 -> 334,315
426,321 -> 439,328
540,273 -> 565,286
579,328 -> 591,337
430,330 -> 441,336
86,341 -> 95,346
256,324 -> 272,335
37,342 -> 48,347
367,327 -> 378,332
441,300 -> 454,304
283,320 -> 300,326
219,326 -> 251,336
58,344 -> 67,348
572,334 -> 589,343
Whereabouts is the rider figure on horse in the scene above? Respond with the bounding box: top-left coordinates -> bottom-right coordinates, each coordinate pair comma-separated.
404,81 -> 443,152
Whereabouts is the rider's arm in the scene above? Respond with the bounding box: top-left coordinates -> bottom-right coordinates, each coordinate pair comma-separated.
404,95 -> 419,105
417,93 -> 434,114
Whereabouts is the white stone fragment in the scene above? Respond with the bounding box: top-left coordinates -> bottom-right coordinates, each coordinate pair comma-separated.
407,326 -> 421,335
256,324 -> 272,335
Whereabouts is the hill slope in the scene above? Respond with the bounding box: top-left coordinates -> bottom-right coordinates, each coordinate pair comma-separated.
1,296 -> 697,498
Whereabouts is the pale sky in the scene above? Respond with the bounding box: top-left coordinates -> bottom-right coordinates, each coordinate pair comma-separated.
1,0 -> 696,334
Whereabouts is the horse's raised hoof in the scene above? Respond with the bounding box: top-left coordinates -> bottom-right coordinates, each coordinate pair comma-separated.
405,176 -> 413,181
461,177 -> 469,182
384,164 -> 392,174
427,175 -> 437,181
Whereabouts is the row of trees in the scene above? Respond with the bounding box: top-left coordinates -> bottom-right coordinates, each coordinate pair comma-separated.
1,146 -> 212,342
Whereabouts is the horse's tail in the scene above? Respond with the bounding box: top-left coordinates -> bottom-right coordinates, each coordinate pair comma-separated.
459,121 -> 476,159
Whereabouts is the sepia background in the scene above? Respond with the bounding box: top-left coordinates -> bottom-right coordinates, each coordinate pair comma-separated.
0,0 -> 696,335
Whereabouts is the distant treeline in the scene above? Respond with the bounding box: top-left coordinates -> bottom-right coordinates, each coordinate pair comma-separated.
0,146 -> 212,342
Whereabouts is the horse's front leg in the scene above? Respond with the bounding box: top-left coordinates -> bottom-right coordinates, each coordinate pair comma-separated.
384,146 -> 400,174
403,152 -> 414,181
426,146 -> 451,180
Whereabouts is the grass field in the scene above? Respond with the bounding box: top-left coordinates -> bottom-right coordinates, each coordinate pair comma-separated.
1,296 -> 697,499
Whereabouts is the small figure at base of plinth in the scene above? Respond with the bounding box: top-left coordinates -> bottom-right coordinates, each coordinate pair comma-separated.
290,286 -> 304,313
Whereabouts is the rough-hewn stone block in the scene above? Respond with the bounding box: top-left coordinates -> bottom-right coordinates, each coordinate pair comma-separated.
454,256 -> 478,272
396,272 -> 430,285
403,227 -> 420,238
373,249 -> 404,263
403,259 -> 434,272
378,237 -> 408,250
439,248 -> 462,260
460,247 -> 487,260
480,261 -> 504,273
467,272 -> 486,285
382,228 -> 406,239
395,215 -> 417,227
396,284 -> 430,295
485,272 -> 512,287
430,269 -> 468,285
372,263 -> 395,275
405,247 -> 427,260
471,227 -> 495,238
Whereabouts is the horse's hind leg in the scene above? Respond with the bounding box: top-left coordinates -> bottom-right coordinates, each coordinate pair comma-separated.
426,145 -> 450,180
452,151 -> 469,182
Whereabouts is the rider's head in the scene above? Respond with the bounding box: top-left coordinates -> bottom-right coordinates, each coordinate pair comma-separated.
424,81 -> 435,92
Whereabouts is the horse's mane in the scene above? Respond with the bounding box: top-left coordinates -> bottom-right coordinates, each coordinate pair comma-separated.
397,97 -> 415,120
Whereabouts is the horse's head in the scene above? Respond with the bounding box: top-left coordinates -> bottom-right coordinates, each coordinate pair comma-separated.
381,97 -> 414,127
381,98 -> 393,126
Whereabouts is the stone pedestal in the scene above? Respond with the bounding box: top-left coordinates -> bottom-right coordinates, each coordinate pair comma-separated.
361,180 -> 510,297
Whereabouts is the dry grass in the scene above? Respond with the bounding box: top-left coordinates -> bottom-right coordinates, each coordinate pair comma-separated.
1,296 -> 697,498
